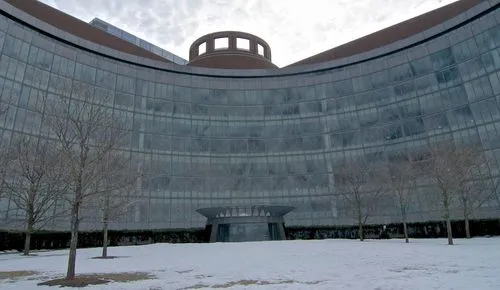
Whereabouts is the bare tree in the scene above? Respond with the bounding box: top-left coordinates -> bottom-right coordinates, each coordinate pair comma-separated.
0,144 -> 10,199
98,192 -> 135,258
483,153 -> 500,212
337,159 -> 387,241
455,148 -> 490,239
40,82 -> 129,279
3,136 -> 66,255
427,142 -> 485,245
387,160 -> 417,243
0,95 -> 11,199
95,154 -> 139,259
490,177 -> 500,210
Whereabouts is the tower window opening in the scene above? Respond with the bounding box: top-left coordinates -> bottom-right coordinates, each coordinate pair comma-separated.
257,44 -> 265,56
199,42 -> 206,55
214,37 -> 229,50
237,38 -> 250,50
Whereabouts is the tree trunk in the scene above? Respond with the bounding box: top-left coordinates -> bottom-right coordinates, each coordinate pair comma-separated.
23,231 -> 32,256
102,220 -> 108,258
401,206 -> 409,243
23,212 -> 34,256
403,221 -> 409,243
66,202 -> 80,279
443,193 -> 453,245
358,209 -> 364,241
465,214 -> 471,239
463,198 -> 471,239
101,194 -> 110,258
446,217 -> 453,245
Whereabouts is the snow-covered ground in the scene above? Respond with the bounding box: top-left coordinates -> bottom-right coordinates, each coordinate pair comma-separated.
0,238 -> 499,289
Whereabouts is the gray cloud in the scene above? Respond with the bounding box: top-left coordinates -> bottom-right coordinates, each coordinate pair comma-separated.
40,0 -> 458,67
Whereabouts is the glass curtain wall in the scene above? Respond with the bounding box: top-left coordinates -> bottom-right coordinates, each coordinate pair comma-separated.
0,5 -> 499,231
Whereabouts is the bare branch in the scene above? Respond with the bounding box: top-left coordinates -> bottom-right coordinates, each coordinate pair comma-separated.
336,158 -> 388,241
3,135 -> 67,255
35,79 -> 134,278
426,141 -> 489,243
386,159 -> 418,242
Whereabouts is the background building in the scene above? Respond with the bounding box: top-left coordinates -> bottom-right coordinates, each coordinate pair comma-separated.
0,0 -> 499,237
89,18 -> 188,65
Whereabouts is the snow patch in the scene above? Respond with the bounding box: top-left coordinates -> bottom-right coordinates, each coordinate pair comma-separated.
0,238 -> 499,289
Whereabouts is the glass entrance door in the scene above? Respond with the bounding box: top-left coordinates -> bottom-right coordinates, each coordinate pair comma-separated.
216,223 -> 270,242
216,222 -> 283,242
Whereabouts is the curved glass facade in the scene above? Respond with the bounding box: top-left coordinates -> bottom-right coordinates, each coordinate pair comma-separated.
1,3 -> 500,231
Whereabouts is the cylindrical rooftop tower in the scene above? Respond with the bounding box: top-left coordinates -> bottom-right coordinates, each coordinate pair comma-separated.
188,31 -> 277,69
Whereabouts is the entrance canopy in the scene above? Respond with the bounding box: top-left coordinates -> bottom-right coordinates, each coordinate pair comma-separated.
197,205 -> 294,219
197,205 -> 295,242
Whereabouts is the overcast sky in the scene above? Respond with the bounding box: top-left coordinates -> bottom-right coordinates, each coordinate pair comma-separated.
38,0 -> 458,67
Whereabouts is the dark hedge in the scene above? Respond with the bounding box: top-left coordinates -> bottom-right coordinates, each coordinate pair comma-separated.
1,219 -> 499,252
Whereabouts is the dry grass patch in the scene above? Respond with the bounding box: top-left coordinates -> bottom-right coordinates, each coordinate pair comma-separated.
38,272 -> 155,287
0,271 -> 39,281
180,284 -> 211,289
212,280 -> 294,288
181,279 -> 324,289
90,256 -> 127,260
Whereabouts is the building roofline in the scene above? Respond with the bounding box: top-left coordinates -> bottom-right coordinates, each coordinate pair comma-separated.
0,0 -> 495,78
287,0 -> 482,67
3,0 -> 174,64
89,17 -> 188,64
